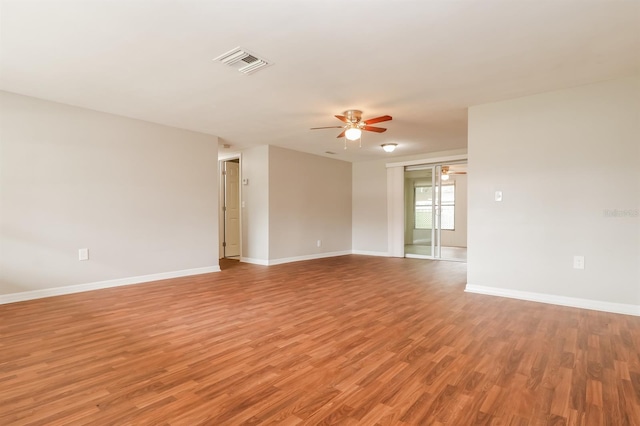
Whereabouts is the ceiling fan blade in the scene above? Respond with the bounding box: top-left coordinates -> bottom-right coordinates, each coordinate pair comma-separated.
363,115 -> 392,125
362,125 -> 387,133
310,126 -> 345,130
334,115 -> 349,123
450,172 -> 467,174
336,130 -> 346,138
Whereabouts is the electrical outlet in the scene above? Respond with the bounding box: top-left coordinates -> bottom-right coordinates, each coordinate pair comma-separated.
573,255 -> 585,270
78,248 -> 89,261
317,240 -> 321,248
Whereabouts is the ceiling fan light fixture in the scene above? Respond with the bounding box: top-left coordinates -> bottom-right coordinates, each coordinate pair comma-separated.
310,111 -> 392,148
345,127 -> 362,141
442,166 -> 450,181
381,143 -> 397,153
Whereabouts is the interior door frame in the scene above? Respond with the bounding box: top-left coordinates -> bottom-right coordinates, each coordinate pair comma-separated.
218,154 -> 242,259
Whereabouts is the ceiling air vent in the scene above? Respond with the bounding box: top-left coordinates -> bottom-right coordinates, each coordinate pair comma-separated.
214,47 -> 271,75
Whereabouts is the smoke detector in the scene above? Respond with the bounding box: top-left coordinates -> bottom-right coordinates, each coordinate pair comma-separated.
214,47 -> 271,75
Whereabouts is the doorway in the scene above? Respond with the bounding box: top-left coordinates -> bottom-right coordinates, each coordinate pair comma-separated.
222,159 -> 240,259
403,162 -> 467,261
404,166 -> 436,258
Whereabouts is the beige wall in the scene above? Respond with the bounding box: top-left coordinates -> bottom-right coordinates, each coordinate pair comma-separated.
467,76 -> 640,306
240,145 -> 270,263
268,146 -> 352,261
0,91 -> 219,296
352,160 -> 390,255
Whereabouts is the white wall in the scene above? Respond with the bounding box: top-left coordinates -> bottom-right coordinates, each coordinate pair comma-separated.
269,146 -> 352,262
240,145 -> 270,263
467,76 -> 640,307
0,91 -> 219,296
352,149 -> 468,255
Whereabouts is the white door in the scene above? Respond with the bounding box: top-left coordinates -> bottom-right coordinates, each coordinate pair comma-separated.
224,161 -> 240,257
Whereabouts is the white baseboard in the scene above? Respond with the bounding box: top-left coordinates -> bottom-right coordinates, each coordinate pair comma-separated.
240,257 -> 269,266
0,265 -> 221,306
465,284 -> 640,317
351,250 -> 389,257
267,251 -> 352,266
241,250 -> 389,266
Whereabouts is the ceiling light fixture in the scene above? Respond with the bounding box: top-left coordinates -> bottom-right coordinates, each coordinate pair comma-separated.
345,127 -> 362,141
381,143 -> 397,153
441,173 -> 450,181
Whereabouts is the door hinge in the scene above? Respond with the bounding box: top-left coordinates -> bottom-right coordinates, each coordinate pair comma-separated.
223,206 -> 226,212
222,170 -> 227,175
222,242 -> 227,247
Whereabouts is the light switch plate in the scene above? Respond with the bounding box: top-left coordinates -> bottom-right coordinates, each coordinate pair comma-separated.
78,248 -> 89,261
495,191 -> 503,202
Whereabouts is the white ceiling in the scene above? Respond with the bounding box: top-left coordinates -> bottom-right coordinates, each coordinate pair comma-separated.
2,0 -> 639,162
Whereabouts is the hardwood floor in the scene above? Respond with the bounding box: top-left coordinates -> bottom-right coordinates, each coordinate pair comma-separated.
2,255 -> 640,425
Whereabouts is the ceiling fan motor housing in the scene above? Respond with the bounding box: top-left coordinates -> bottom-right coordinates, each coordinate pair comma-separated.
343,110 -> 363,123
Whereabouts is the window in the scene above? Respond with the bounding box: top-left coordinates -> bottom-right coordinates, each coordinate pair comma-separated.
414,186 -> 433,229
414,184 -> 455,230
440,184 -> 455,230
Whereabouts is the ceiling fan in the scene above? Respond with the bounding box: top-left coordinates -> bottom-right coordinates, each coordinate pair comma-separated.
441,166 -> 467,181
310,110 -> 392,141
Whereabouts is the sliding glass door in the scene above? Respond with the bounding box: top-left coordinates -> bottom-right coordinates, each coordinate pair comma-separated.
404,162 -> 467,261
404,165 -> 441,258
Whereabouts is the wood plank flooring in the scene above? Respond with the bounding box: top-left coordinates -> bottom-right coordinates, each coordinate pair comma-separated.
2,255 -> 640,425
